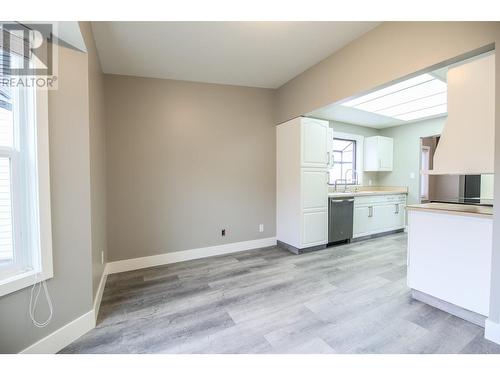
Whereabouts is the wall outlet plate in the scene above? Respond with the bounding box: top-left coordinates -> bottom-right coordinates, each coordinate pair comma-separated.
259,224 -> 264,233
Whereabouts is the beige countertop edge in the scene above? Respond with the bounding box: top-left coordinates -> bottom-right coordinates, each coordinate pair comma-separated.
406,204 -> 493,218
328,190 -> 408,197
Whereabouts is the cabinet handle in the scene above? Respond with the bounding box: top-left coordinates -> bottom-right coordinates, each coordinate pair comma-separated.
395,204 -> 399,214
368,206 -> 373,217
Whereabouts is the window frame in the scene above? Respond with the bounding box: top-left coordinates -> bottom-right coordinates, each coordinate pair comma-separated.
0,83 -> 53,297
331,137 -> 357,185
328,131 -> 366,186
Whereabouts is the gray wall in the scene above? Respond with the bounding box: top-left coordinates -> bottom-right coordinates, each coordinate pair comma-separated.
378,117 -> 445,205
80,23 -> 108,299
104,75 -> 276,262
0,42 -> 93,353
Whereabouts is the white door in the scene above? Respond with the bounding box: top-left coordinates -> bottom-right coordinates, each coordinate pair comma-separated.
301,169 -> 328,210
327,127 -> 334,168
395,203 -> 405,228
353,206 -> 373,237
301,119 -> 328,168
379,203 -> 402,230
379,137 -> 393,170
302,211 -> 328,246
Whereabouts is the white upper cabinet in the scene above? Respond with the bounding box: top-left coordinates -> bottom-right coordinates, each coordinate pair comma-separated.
301,118 -> 329,168
364,135 -> 393,172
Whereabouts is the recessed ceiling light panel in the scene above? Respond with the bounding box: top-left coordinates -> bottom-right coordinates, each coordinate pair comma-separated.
341,73 -> 447,122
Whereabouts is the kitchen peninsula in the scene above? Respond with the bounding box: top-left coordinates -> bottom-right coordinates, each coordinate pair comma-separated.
406,202 -> 493,326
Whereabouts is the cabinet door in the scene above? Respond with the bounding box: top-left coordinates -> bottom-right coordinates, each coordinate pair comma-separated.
378,137 -> 393,170
302,210 -> 328,246
364,136 -> 393,171
353,206 -> 376,237
378,203 -> 397,230
302,169 -> 328,210
301,119 -> 328,168
395,203 -> 405,228
327,127 -> 334,168
363,137 -> 378,171
378,202 -> 405,230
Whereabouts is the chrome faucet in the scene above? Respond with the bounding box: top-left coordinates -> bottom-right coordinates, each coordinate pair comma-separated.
334,178 -> 346,192
343,169 -> 358,192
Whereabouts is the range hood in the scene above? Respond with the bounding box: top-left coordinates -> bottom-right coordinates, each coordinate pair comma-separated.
429,52 -> 495,175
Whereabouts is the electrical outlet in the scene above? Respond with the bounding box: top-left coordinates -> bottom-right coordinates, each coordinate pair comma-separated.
259,224 -> 264,233
101,250 -> 104,264
221,229 -> 226,237
410,172 -> 416,179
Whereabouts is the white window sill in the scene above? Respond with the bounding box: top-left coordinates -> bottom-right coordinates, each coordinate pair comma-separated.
0,269 -> 53,297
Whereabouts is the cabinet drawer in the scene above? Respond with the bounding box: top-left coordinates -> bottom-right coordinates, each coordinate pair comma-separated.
354,194 -> 406,206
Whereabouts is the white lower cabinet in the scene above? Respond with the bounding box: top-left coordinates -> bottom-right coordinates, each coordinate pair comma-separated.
302,210 -> 328,246
353,194 -> 406,238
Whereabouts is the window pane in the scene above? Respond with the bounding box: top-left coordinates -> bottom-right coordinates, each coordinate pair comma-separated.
0,83 -> 13,148
333,139 -> 352,151
333,151 -> 342,163
331,138 -> 356,183
330,163 -> 342,183
0,157 -> 13,265
342,150 -> 353,163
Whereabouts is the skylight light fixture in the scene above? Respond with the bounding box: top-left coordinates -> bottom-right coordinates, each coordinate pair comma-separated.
341,73 -> 447,122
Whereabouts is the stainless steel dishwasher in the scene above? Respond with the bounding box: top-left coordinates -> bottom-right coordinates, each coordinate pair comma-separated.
328,197 -> 354,244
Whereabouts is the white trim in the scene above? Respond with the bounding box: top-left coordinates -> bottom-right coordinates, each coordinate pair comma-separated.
105,237 -> 277,275
20,310 -> 95,354
93,272 -> 107,322
35,87 -> 53,282
0,269 -> 48,297
19,271 -> 107,354
0,87 -> 52,298
485,319 -> 500,344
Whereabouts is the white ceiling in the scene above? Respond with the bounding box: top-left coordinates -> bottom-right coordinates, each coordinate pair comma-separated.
91,21 -> 380,89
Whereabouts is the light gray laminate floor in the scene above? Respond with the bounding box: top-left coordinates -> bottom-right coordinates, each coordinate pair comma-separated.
60,233 -> 500,354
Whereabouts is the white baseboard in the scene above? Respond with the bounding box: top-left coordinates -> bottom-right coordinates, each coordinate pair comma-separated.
93,272 -> 107,322
485,319 -> 500,344
105,237 -> 277,275
20,310 -> 95,354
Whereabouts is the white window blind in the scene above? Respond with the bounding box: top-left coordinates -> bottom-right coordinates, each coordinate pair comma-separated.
0,80 -> 14,268
0,157 -> 13,265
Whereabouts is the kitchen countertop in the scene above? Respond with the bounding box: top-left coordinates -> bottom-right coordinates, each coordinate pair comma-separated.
406,202 -> 493,218
328,187 -> 408,198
